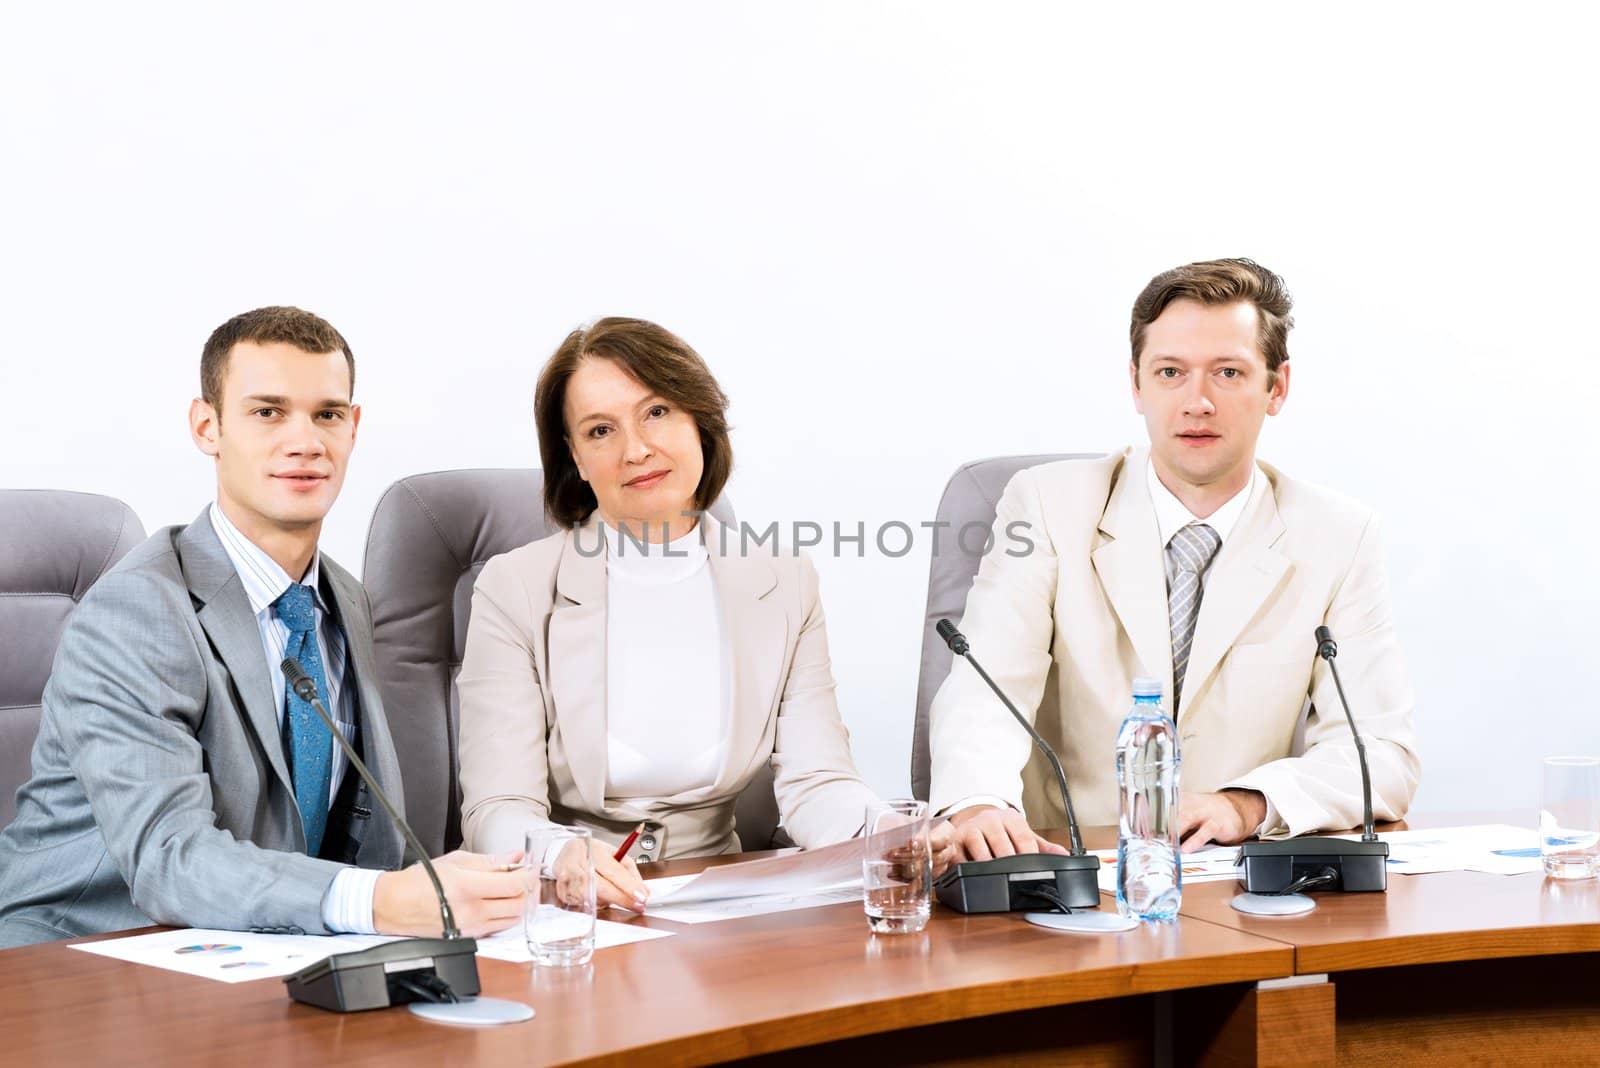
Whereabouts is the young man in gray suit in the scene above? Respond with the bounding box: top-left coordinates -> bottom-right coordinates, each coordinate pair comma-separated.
0,307 -> 523,947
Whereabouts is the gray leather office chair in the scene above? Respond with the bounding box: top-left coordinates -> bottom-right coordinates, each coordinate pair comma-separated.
1,490 -> 145,830
362,468 -> 780,857
910,454 -> 1102,801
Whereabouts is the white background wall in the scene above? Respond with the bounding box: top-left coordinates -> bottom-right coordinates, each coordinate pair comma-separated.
4,2 -> 1596,817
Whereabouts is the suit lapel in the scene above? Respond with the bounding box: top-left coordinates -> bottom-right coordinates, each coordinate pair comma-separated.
547,517 -> 610,813
178,510 -> 296,801
703,517 -> 786,793
319,560 -> 410,864
544,516 -> 789,810
1178,471 -> 1292,717
321,561 -> 403,810
1091,452 -> 1177,700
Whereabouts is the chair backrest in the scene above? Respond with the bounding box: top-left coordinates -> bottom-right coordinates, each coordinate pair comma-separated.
0,490 -> 145,830
361,469 -> 766,856
910,454 -> 1103,801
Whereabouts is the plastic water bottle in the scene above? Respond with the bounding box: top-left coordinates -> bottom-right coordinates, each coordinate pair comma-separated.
1116,676 -> 1182,921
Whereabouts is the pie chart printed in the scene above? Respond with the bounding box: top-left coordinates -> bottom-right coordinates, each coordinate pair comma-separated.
174,944 -> 243,955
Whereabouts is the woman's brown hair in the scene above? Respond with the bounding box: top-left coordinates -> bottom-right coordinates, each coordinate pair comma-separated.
535,317 -> 733,528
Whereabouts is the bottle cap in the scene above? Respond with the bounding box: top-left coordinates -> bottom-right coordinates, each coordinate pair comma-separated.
1131,677 -> 1163,698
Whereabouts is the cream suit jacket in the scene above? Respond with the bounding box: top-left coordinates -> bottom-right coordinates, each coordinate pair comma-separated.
928,448 -> 1420,838
457,515 -> 876,859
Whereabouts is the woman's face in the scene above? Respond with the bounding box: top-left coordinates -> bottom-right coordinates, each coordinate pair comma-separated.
564,356 -> 704,538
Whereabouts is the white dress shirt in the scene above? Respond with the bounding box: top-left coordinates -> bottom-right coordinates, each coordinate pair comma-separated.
1145,459 -> 1258,564
208,504 -> 378,934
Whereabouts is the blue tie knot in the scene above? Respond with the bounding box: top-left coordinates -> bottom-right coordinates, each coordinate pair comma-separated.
273,583 -> 317,634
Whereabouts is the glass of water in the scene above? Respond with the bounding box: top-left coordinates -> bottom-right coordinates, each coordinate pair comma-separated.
863,798 -> 932,935
1541,757 -> 1600,880
524,826 -> 597,965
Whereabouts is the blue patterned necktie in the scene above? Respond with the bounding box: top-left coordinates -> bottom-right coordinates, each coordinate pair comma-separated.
273,582 -> 333,856
1166,522 -> 1222,713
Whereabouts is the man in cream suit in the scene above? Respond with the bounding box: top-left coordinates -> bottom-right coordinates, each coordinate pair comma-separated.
929,259 -> 1420,859
0,307 -> 522,947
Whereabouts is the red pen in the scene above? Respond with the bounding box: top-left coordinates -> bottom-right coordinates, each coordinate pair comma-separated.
614,822 -> 646,862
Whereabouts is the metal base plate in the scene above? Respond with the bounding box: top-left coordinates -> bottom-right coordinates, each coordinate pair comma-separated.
1024,911 -> 1140,933
408,997 -> 536,1026
1230,892 -> 1316,916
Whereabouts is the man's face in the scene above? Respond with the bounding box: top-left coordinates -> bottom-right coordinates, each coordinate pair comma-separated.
189,341 -> 359,542
1130,299 -> 1288,494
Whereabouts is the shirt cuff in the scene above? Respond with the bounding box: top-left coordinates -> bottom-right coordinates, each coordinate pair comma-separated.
1255,794 -> 1282,838
937,794 -> 1020,819
321,867 -> 382,935
1220,780 -> 1283,838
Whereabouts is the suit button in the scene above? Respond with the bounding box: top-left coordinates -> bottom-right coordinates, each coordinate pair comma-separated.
638,854 -> 653,862
641,835 -> 657,850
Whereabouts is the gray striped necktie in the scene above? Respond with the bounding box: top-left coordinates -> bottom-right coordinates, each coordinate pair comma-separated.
1166,522 -> 1222,711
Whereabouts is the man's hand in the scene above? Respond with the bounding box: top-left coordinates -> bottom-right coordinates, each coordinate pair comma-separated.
947,805 -> 1070,861
373,850 -> 526,938
1178,790 -> 1267,853
560,838 -> 649,911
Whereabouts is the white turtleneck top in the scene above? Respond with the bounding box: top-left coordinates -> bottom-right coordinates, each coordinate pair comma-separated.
602,522 -> 730,800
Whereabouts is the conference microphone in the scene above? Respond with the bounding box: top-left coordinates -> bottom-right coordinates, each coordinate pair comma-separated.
278,656 -> 482,1014
932,619 -> 1100,913
1234,626 -> 1390,895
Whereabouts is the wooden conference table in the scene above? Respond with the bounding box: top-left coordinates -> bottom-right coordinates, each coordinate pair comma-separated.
3,812 -> 1598,1067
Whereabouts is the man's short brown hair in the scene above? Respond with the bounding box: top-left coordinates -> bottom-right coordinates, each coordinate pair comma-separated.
1130,258 -> 1294,385
535,317 -> 734,529
201,306 -> 354,410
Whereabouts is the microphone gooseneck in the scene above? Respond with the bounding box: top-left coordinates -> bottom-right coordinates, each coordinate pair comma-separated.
1312,627 -> 1378,843
281,656 -> 462,940
936,619 -> 1085,856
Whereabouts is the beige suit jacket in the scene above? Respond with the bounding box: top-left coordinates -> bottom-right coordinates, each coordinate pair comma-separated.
457,515 -> 876,859
928,448 -> 1420,838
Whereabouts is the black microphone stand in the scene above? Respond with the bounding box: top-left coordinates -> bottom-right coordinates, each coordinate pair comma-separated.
278,657 -> 489,1015
1234,627 -> 1390,895
934,620 -> 1101,912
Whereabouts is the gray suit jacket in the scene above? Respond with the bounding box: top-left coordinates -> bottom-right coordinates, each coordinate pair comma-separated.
0,509 -> 407,948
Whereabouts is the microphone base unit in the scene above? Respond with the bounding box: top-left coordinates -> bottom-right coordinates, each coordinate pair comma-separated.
1235,837 -> 1389,894
934,853 -> 1102,914
285,937 -> 481,1013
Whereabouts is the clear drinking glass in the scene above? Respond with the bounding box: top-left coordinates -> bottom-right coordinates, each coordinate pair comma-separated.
524,826 -> 597,965
1541,757 -> 1600,880
862,798 -> 932,934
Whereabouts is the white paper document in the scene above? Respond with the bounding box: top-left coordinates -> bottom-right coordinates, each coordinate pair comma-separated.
644,836 -> 864,907
72,915 -> 677,981
472,916 -> 674,963
1090,846 -> 1240,893
1337,823 -> 1544,875
69,928 -> 400,983
635,837 -> 867,923
644,883 -> 861,925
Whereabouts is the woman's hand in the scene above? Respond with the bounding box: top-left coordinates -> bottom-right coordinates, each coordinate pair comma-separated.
554,837 -> 651,911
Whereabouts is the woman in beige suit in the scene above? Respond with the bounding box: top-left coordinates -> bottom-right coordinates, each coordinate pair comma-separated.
457,317 -> 950,908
